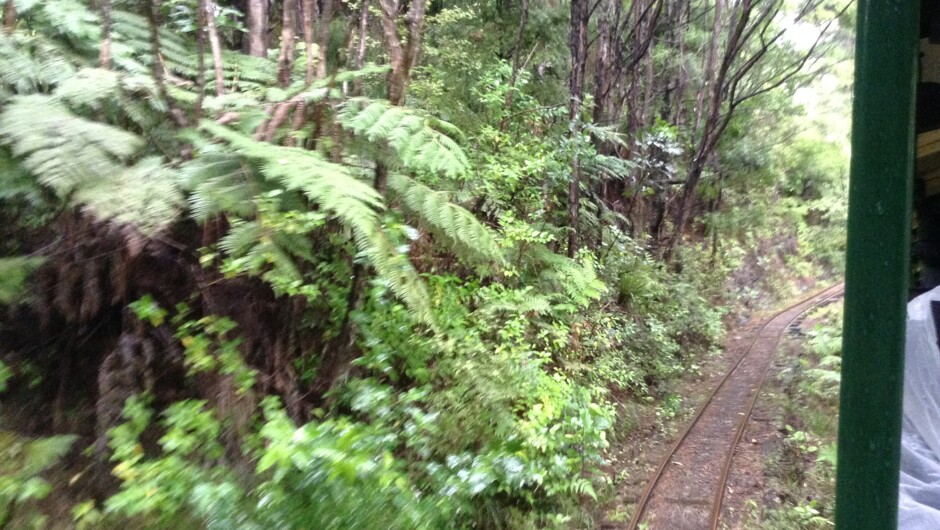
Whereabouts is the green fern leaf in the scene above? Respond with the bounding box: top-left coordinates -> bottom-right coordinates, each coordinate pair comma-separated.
338,98 -> 469,179
0,95 -> 142,195
199,121 -> 435,326
388,173 -> 502,267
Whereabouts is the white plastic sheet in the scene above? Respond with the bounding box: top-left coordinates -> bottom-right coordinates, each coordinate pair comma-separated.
899,287 -> 940,528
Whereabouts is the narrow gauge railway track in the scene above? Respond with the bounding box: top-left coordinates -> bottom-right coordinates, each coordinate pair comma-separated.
625,284 -> 845,530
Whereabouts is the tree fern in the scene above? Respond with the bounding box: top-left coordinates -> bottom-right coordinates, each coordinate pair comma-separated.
0,95 -> 183,231
199,122 -> 434,325
338,98 -> 469,179
178,146 -> 258,222
387,173 -> 502,267
525,244 -> 607,309
0,95 -> 141,192
73,157 -> 183,233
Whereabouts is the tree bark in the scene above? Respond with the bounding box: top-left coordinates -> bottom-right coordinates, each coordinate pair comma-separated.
2,0 -> 14,34
566,0 -> 589,258
317,0 -> 334,80
378,0 -> 426,106
205,1 -> 226,96
277,0 -> 299,87
353,0 -> 371,95
502,0 -> 529,117
99,0 -> 113,68
591,0 -> 612,128
195,0 -> 207,120
148,0 -> 187,127
301,0 -> 317,85
246,0 -> 268,57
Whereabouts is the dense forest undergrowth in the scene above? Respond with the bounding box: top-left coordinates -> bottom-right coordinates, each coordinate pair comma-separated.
0,0 -> 851,527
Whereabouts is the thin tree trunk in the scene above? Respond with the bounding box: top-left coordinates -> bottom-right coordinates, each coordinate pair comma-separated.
277,0 -> 299,87
99,0 -> 113,68
2,0 -> 14,34
502,0 -> 529,117
694,0 -> 723,133
567,0 -> 589,258
317,0 -> 335,80
353,0 -> 370,95
302,0 -> 317,85
671,0 -> 690,125
148,0 -> 187,127
592,0 -> 612,128
206,1 -> 226,96
246,0 -> 268,56
195,0 -> 208,120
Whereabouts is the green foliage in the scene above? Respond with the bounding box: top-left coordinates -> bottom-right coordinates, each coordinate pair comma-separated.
0,432 -> 77,529
388,173 -> 502,267
0,256 -> 43,304
0,0 -> 850,528
802,304 -> 843,403
338,98 -> 470,179
198,121 -> 434,324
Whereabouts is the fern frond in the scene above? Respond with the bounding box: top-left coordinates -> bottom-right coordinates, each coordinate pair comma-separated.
338,98 -> 469,179
387,173 -> 502,267
0,32 -> 78,96
524,244 -> 607,308
54,67 -> 121,109
199,121 -> 434,325
111,10 -> 278,94
219,220 -> 262,257
72,156 -> 183,233
19,0 -> 102,44
478,289 -> 555,316
0,94 -> 180,232
354,222 -> 434,325
179,150 -> 258,222
0,95 -> 142,196
584,154 -> 636,181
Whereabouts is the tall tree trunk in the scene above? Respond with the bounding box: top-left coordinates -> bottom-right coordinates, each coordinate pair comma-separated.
670,0 -> 690,125
206,1 -> 226,96
353,0 -> 370,95
277,0 -> 299,87
246,0 -> 268,56
148,0 -> 187,127
317,0 -> 335,80
195,0 -> 208,120
99,0 -> 113,68
567,0 -> 589,258
301,0 -> 318,85
378,0 -> 427,106
502,0 -> 529,117
2,0 -> 14,34
592,0 -> 612,128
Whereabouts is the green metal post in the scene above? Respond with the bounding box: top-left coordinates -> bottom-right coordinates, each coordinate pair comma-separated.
835,1 -> 919,529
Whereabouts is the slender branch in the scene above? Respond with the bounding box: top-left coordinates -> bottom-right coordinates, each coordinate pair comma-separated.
194,0 -> 207,120
205,1 -> 225,96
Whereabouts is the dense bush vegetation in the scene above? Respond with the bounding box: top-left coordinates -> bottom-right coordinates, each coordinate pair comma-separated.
0,0 -> 849,527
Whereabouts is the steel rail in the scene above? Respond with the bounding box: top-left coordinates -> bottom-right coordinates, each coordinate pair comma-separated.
626,283 -> 844,530
708,285 -> 844,530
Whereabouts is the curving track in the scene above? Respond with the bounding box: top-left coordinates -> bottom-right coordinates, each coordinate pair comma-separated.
625,284 -> 844,530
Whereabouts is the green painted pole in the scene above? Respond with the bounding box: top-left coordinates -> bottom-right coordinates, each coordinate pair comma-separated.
835,1 -> 919,529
